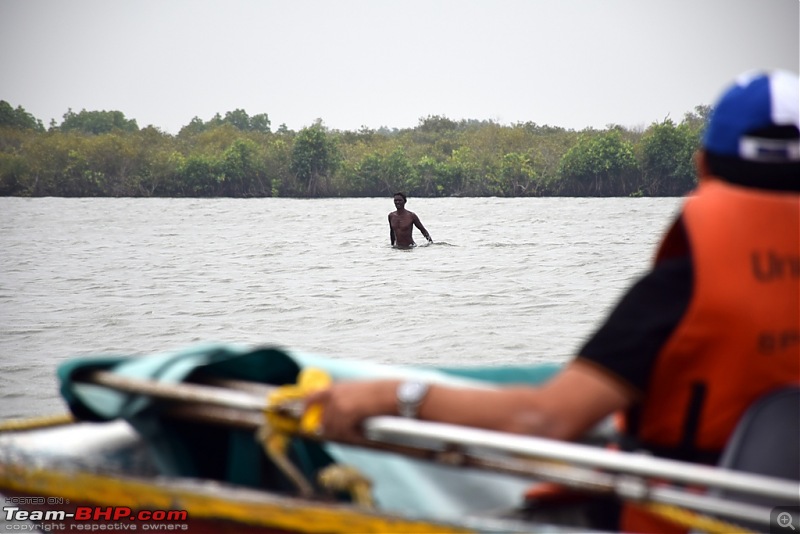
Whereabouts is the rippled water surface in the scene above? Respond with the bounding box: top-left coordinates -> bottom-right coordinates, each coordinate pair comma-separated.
0,196 -> 683,419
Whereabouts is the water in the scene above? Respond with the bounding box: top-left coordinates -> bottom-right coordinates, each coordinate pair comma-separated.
0,196 -> 683,420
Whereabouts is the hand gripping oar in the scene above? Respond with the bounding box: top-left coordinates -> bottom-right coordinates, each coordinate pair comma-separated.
78,370 -> 798,529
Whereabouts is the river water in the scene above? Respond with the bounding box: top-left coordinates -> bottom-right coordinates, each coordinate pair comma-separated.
0,196 -> 683,420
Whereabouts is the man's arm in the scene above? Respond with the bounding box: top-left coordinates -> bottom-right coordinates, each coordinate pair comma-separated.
388,214 -> 395,245
413,214 -> 433,243
304,360 -> 633,444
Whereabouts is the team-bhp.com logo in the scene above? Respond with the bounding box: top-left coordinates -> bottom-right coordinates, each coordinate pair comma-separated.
3,499 -> 188,531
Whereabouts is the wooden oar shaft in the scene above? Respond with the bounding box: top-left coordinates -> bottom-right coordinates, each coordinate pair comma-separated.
86,370 -> 270,411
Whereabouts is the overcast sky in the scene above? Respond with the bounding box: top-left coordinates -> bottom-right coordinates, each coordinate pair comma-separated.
1,0 -> 798,134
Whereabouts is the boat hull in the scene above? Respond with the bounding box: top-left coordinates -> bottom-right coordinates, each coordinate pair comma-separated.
0,420 -> 535,534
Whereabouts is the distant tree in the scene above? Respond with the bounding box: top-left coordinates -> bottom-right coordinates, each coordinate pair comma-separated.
443,146 -> 479,196
558,129 -> 640,196
383,148 -> 417,195
222,109 -> 252,131
14,132 -> 87,196
246,112 -> 271,134
220,138 -> 266,196
178,117 -> 207,137
179,154 -> 222,196
263,137 -> 293,197
682,105 -> 711,132
136,132 -> 183,197
639,118 -> 701,196
346,148 -> 416,196
411,155 -> 446,196
221,109 -> 271,132
59,109 -> 138,135
178,109 -> 271,135
417,115 -> 459,133
81,133 -> 128,195
290,124 -> 339,196
0,152 -> 28,195
0,101 -> 45,131
499,152 -> 536,196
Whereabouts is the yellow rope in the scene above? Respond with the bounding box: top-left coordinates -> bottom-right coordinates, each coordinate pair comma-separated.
0,413 -> 75,432
256,425 -> 316,497
317,464 -> 375,508
644,502 -> 755,534
265,367 -> 330,435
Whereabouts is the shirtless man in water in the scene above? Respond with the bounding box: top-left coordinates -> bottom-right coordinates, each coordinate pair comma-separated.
388,192 -> 432,248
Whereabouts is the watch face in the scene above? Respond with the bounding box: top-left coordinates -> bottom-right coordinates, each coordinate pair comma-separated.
397,381 -> 429,418
398,381 -> 426,403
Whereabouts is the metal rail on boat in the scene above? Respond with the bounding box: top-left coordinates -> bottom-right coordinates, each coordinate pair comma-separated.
365,417 -> 798,527
365,417 -> 797,502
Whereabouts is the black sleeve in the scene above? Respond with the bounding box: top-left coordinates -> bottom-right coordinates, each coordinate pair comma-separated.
576,256 -> 693,395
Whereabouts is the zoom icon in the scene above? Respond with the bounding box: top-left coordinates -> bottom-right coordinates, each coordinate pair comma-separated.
773,507 -> 800,533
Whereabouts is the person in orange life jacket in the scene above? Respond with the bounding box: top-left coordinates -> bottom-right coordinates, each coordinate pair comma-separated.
303,71 -> 800,531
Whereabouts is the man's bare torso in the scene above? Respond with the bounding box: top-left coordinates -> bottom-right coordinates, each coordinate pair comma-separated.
389,210 -> 418,247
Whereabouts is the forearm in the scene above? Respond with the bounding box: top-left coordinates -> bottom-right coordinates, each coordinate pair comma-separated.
306,362 -> 628,444
336,380 -> 564,437
419,385 -> 568,438
414,219 -> 432,242
421,363 -> 630,440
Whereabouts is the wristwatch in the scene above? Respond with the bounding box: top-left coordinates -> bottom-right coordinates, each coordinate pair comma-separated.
396,381 -> 430,418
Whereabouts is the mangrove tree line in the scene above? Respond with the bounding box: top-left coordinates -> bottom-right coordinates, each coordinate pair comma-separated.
0,101 -> 709,198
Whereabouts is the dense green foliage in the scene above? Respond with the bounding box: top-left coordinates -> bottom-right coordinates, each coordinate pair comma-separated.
0,103 -> 709,197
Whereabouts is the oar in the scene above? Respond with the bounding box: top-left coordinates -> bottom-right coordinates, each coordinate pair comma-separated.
85,370 -> 278,412
76,371 -> 797,526
81,370 -> 298,428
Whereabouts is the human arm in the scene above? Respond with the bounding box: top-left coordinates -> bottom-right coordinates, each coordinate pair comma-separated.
413,214 -> 432,243
304,361 -> 633,444
388,214 -> 395,246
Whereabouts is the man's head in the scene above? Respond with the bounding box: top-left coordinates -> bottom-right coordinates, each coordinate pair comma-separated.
393,192 -> 407,208
700,70 -> 799,191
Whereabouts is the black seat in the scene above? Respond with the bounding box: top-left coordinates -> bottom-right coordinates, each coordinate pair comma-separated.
716,386 -> 800,507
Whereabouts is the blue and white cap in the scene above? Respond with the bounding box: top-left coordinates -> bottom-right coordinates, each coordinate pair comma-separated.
703,70 -> 800,162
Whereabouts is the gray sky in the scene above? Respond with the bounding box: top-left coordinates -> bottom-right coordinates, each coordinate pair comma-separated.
1,0 -> 798,134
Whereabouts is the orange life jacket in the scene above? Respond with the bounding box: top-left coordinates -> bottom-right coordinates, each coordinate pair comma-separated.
622,179 -> 800,532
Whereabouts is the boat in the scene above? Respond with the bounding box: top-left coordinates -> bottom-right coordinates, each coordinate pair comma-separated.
1,343 -> 797,533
